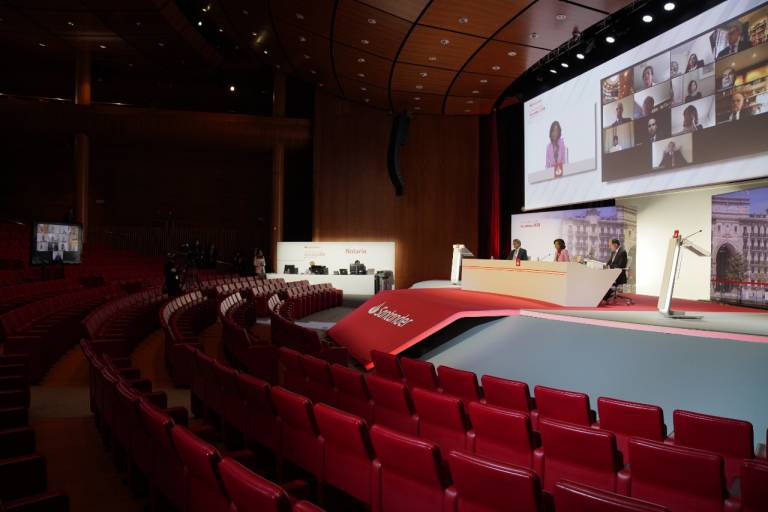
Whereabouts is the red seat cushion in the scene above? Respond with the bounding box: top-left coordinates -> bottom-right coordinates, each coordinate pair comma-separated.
218,457 -> 292,512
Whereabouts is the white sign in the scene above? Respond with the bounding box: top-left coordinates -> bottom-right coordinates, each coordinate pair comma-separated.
276,241 -> 396,277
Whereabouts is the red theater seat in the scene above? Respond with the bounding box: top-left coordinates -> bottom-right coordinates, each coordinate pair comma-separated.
237,373 -> 280,452
214,360 -> 247,438
279,348 -> 307,395
448,450 -> 543,512
369,425 -> 453,512
596,397 -> 666,461
330,364 -> 374,423
293,501 -> 325,511
314,404 -> 376,505
624,438 -> 732,512
532,385 -> 595,428
469,401 -> 536,468
739,459 -> 768,512
437,365 -> 482,403
301,355 -> 337,407
400,357 -> 440,391
480,375 -> 534,413
271,387 -> 324,479
171,426 -> 229,512
411,387 -> 474,454
671,409 -> 754,484
218,457 -> 292,512
535,418 -> 624,494
554,481 -> 669,512
370,350 -> 403,381
366,374 -> 419,436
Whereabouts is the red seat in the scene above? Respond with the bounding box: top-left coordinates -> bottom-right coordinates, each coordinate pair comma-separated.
330,364 -> 373,423
554,480 -> 669,511
213,360 -> 247,437
672,409 -> 754,484
369,425 -> 453,512
480,375 -> 533,413
370,350 -> 403,381
448,450 -> 542,512
314,403 -> 376,505
271,386 -> 324,478
366,374 -> 419,435
532,385 -> 595,428
279,347 -> 307,395
535,418 -> 624,494
301,355 -> 337,407
293,501 -> 325,511
171,425 -> 229,512
739,459 -> 768,512
218,457 -> 292,512
411,387 -> 474,454
437,365 -> 482,403
624,438 -> 732,512
596,397 -> 666,462
400,357 -> 440,391
237,373 -> 280,452
469,401 -> 535,468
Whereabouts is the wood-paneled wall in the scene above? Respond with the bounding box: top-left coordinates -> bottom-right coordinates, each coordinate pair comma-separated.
313,92 -> 479,289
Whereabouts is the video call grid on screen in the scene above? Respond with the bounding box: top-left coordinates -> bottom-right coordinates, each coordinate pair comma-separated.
600,2 -> 768,182
31,222 -> 83,265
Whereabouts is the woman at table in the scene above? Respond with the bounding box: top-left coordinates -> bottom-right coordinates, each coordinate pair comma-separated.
554,239 -> 570,262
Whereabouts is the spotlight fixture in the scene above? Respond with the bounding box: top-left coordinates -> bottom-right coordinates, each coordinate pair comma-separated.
299,35 -> 307,42
99,44 -> 107,49
605,35 -> 616,43
529,32 -> 539,40
360,86 -> 367,91
360,39 -> 369,45
263,49 -> 269,54
367,18 -> 377,24
491,65 -> 501,71
415,84 -> 424,89
197,21 -> 203,26
561,62 -> 569,68
158,41 -> 165,47
318,82 -> 324,87
303,54 -> 311,59
67,21 -> 75,27
550,68 -> 558,74
642,14 -> 653,23
428,56 -> 438,62
466,100 -> 474,104
38,42 -> 47,47
555,14 -> 566,21
507,50 -> 517,57
357,57 -> 366,63
464,109 -> 471,113
440,38 -> 450,45
295,13 -> 304,20
458,17 -> 469,24
472,90 -> 480,94
364,98 -> 370,103
310,70 -> 317,75
418,71 -> 428,77
576,53 -> 585,60
413,97 -> 421,101
480,79 -> 488,84
357,72 -> 365,78
229,85 -> 236,92
414,106 -> 421,111
136,21 -> 142,27
664,2 -> 675,11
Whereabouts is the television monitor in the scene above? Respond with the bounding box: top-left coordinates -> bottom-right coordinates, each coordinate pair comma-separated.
30,222 -> 82,265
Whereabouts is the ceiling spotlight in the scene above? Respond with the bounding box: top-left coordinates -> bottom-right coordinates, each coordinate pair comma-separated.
529,32 -> 539,40
491,65 -> 501,71
414,106 -> 421,111
576,53 -> 585,60
561,62 -> 569,68
135,21 -> 142,27
549,68 -> 558,74
440,38 -> 450,45
229,85 -> 236,92
472,90 -> 480,94
99,44 -> 107,49
299,35 -> 307,42
310,69 -> 317,75
357,57 -> 366,63
642,14 -> 653,23
360,39 -> 370,45
197,21 -> 203,26
357,72 -> 365,78
295,12 -> 304,20
663,2 -> 675,11
413,96 -> 421,101
466,100 -> 474,104
360,86 -> 367,91
38,42 -> 47,47
605,35 -> 616,43
218,28 -> 223,33
158,41 -> 165,47
418,71 -> 428,77
303,54 -> 311,59
464,109 -> 471,113
318,82 -> 324,87
367,18 -> 377,24
67,21 -> 75,27
428,56 -> 438,62
276,64 -> 281,69
555,14 -> 567,21
480,79 -> 488,83
364,98 -> 370,103
263,49 -> 269,54
242,9 -> 249,15
507,50 -> 517,57
458,17 -> 469,24
202,4 -> 212,12
415,84 -> 424,89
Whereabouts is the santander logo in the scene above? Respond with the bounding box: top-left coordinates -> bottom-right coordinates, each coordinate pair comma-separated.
367,303 -> 414,328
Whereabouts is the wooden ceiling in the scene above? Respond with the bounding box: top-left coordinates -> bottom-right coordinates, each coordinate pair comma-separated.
0,0 -> 636,115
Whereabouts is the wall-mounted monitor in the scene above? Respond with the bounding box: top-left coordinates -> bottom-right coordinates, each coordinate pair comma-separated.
30,222 -> 83,265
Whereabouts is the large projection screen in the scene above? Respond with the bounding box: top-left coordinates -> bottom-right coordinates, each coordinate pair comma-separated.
524,0 -> 768,211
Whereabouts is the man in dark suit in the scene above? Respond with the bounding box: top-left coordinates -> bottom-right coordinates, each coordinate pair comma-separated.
507,239 -> 528,261
603,239 -> 628,301
719,92 -> 752,122
657,141 -> 688,169
716,23 -> 751,59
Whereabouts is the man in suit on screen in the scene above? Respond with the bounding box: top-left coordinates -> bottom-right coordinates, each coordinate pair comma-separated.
716,23 -> 751,59
657,141 -> 688,169
507,239 -> 528,261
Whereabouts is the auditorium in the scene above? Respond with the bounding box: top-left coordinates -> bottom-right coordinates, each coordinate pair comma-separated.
2,0 -> 768,510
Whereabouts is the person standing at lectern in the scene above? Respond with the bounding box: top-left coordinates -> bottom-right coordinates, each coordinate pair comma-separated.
507,239 -> 528,261
554,239 -> 570,262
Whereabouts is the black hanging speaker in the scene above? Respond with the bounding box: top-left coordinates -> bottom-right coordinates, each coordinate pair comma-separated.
387,113 -> 410,196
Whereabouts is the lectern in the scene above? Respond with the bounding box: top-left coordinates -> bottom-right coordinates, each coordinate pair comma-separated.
657,230 -> 710,319
450,244 -> 474,284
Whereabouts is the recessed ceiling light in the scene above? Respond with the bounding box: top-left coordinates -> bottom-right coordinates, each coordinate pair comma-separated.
576,53 -> 585,60
367,18 -> 377,24
99,44 -> 107,49
428,56 -> 438,62
158,41 -> 165,47
296,12 -> 305,20
229,85 -> 236,92
298,36 -> 307,43
135,21 -> 142,27
491,65 -> 501,71
605,35 -> 616,43
414,106 -> 421,110
364,98 -> 370,103
67,21 -> 75,27
242,9 -> 249,15
202,4 -> 211,12
415,84 -> 424,89
440,38 -> 450,45
466,100 -> 474,104
663,2 -> 675,11
561,62 -> 569,68
549,68 -> 558,74
360,39 -> 370,45
357,57 -> 366,63
507,51 -> 517,57
357,72 -> 366,78
197,21 -> 203,26
252,31 -> 259,36
218,28 -> 223,33
413,96 -> 421,101
418,71 -> 428,77
529,32 -> 539,40
276,64 -> 281,69
480,79 -> 488,83
128,63 -> 133,68
38,42 -> 47,47
556,14 -> 567,21
263,49 -> 269,54
642,14 -> 653,23
464,109 -> 471,113
360,86 -> 367,91
458,17 -> 469,24
472,90 -> 480,94
318,82 -> 324,87
310,69 -> 317,75
303,54 -> 311,59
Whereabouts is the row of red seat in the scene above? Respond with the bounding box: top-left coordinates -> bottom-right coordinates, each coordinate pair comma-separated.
279,284 -> 343,319
80,339 -> 321,512
269,303 -> 348,366
0,279 -> 84,315
0,354 -> 69,511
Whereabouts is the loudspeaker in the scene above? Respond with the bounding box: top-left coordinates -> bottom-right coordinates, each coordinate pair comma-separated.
387,113 -> 410,196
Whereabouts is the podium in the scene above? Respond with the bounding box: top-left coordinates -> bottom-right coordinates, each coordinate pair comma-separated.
657,231 -> 710,319
461,259 -> 620,307
450,244 -> 475,284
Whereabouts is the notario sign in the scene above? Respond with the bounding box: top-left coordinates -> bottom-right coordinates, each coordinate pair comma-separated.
367,303 -> 414,328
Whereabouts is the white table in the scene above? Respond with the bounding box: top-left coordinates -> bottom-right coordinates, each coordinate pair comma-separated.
267,273 -> 376,296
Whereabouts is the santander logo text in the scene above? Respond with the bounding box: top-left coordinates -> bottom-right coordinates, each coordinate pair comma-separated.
367,303 -> 414,328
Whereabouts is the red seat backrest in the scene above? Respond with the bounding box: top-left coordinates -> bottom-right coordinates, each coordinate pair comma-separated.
330,364 -> 373,423
449,451 -> 542,512
597,397 -> 665,461
171,426 -> 229,512
370,350 -> 404,381
438,365 -> 482,403
469,401 -> 535,468
400,357 -> 440,391
301,354 -> 336,406
218,458 -> 292,512
554,480 -> 669,512
534,385 -> 593,426
237,373 -> 279,451
411,387 -> 473,454
271,386 -> 323,478
278,347 -> 307,395
480,375 -> 532,413
740,459 -> 768,512
366,373 -> 419,435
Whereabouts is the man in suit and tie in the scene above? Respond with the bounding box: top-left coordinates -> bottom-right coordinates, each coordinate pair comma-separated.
604,239 -> 628,301
716,23 -> 751,59
507,239 -> 528,261
719,92 -> 752,122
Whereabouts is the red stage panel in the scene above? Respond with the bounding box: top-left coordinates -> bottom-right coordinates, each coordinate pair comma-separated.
327,288 -> 557,367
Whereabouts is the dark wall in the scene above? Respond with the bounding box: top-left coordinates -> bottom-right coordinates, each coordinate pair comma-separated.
313,92 -> 479,289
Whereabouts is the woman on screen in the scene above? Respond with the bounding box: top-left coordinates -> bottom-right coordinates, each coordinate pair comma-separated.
554,239 -> 570,262
545,121 -> 568,169
685,53 -> 703,73
682,105 -> 703,132
685,80 -> 702,103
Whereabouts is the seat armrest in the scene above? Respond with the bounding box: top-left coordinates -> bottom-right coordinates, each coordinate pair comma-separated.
724,497 -> 741,512
617,469 -> 631,496
533,447 -> 544,476
4,490 -> 70,512
165,406 -> 189,426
